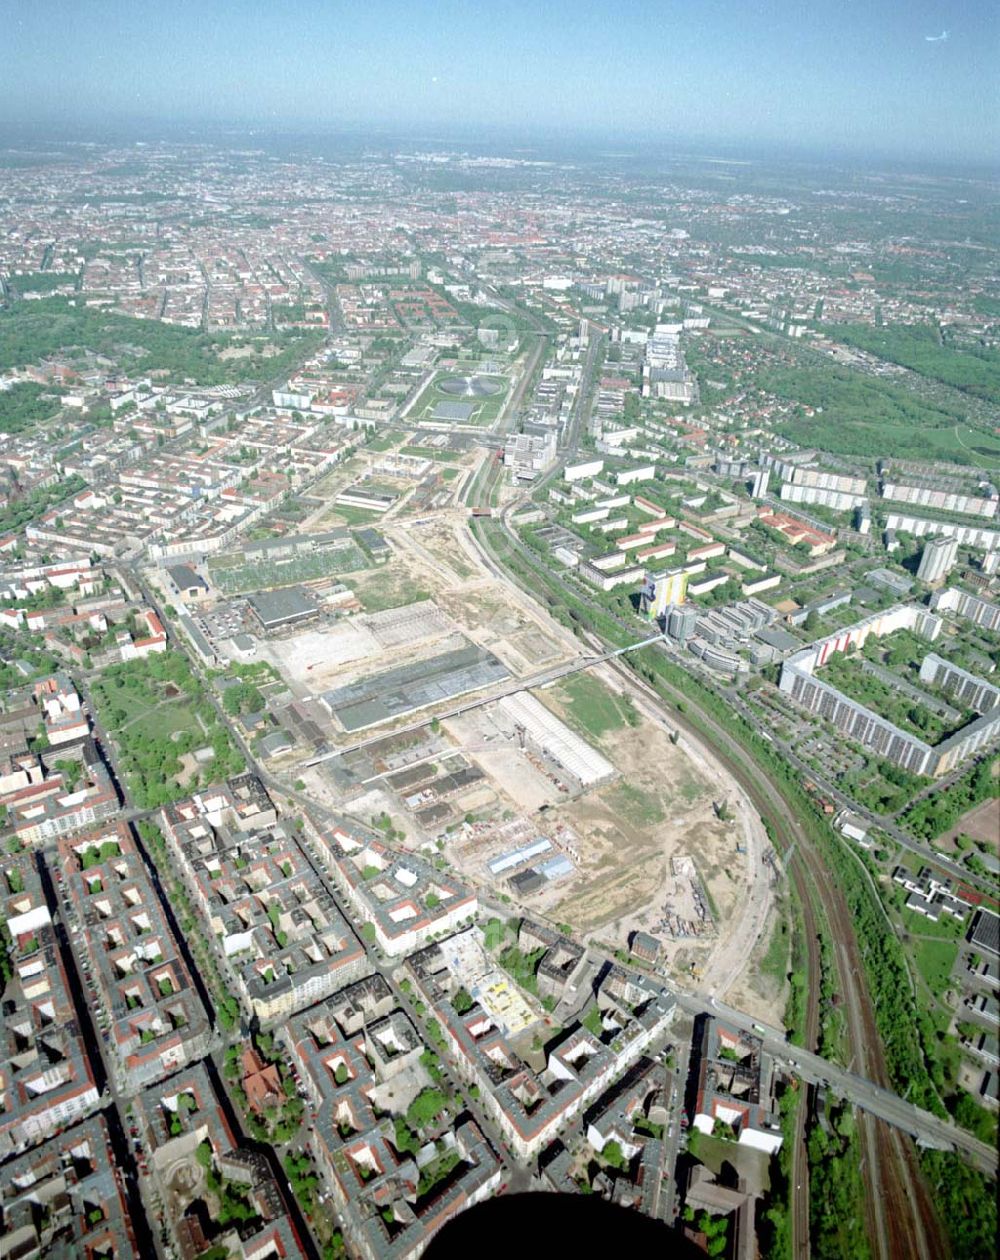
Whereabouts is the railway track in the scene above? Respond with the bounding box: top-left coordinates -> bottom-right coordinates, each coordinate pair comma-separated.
611,640 -> 947,1258
614,634 -> 947,1259
599,649 -> 822,1258
468,499 -> 948,1257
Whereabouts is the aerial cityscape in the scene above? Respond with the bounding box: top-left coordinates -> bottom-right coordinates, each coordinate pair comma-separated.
0,3 -> 998,1259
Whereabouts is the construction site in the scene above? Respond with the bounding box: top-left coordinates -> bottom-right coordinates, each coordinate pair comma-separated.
290,645 -> 764,977
187,464 -> 775,994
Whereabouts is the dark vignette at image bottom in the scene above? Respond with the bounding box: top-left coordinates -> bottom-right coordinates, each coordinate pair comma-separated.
425,1192 -> 702,1257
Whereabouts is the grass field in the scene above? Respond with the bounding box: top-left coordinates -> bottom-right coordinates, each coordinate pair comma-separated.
350,569 -> 432,613
325,504 -> 387,526
911,937 -> 959,998
899,905 -> 965,940
90,651 -> 243,807
105,682 -> 198,741
759,916 -> 791,985
407,446 -> 461,461
604,781 -> 665,827
549,672 -> 638,741
367,430 -> 402,451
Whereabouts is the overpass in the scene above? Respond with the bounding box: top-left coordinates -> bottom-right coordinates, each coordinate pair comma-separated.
676,991 -> 997,1178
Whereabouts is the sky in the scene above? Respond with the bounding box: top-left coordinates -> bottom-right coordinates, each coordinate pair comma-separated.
2,0 -> 996,163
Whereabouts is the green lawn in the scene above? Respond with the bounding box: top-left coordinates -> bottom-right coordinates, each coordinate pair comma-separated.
604,781 -> 664,827
551,672 -> 635,741
911,937 -> 959,998
90,651 -> 244,807
899,906 -> 964,940
327,505 -> 387,527
367,431 -> 402,451
350,571 -> 431,613
759,917 -> 791,985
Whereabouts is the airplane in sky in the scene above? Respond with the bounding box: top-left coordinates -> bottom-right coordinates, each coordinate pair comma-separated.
925,30 -> 949,42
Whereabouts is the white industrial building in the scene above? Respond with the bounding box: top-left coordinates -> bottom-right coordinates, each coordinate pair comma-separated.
497,691 -> 616,787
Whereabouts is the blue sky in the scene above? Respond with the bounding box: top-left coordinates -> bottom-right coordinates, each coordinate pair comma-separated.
2,0 -> 995,161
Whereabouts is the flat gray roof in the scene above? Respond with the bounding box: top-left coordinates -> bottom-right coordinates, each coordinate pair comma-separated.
755,626 -> 801,652
322,642 -> 509,732
168,563 -> 208,591
247,586 -> 319,629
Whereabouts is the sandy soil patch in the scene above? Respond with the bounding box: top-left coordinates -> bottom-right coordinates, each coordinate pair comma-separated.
941,795 -> 1000,849
722,911 -> 789,1029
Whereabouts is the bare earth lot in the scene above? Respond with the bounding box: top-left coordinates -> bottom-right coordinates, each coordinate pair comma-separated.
941,795 -> 1000,849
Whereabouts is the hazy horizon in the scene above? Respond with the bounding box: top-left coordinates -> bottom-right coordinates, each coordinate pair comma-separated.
3,0 -> 996,166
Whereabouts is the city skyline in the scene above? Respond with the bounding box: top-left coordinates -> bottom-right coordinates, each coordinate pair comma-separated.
2,0 -> 997,163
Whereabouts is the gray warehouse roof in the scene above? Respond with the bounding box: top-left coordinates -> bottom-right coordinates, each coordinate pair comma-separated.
321,642 -> 509,732
247,586 -> 319,629
168,563 -> 208,592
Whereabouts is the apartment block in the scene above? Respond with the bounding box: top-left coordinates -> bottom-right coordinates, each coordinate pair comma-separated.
406,942 -> 674,1162
583,1056 -> 671,1218
641,567 -> 689,619
2,739 -> 119,847
931,586 -> 1000,633
320,827 -> 477,956
883,511 -> 1000,553
0,1116 -> 137,1259
54,822 -> 211,1094
0,853 -> 100,1158
779,604 -> 1000,776
162,802 -> 367,1024
32,673 -> 89,745
919,654 -> 1000,715
281,985 -> 501,1260
917,536 -> 959,584
779,481 -> 866,512
881,480 -> 997,519
0,555 -> 100,601
691,1019 -> 783,1155
133,1061 -> 308,1260
782,465 -> 867,497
